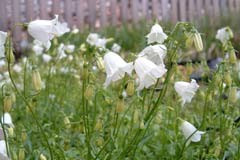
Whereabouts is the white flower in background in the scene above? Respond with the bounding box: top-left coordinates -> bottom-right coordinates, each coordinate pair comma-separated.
180,120 -> 205,145
42,54 -> 52,63
104,51 -> 133,87
55,22 -> 70,36
174,79 -> 199,106
33,40 -> 51,55
138,44 -> 167,66
13,64 -> 22,73
0,60 -> 6,68
28,15 -> 59,47
216,27 -> 233,44
146,24 -> 168,44
72,28 -> 79,34
0,140 -> 8,159
58,43 -> 67,59
0,31 -> 7,58
1,112 -> 14,127
122,90 -> 127,98
68,55 -> 73,61
111,43 -> 121,53
86,33 -> 107,48
65,44 -> 75,53
134,57 -> 167,90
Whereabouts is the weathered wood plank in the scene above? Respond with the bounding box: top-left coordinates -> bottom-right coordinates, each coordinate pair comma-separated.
26,0 -> 35,21
131,0 -> 139,23
188,0 -> 195,21
88,0 -> 96,28
100,0 -> 107,27
121,0 -> 128,22
171,0 -> 178,22
64,0 -> 73,26
39,0 -> 48,19
196,0 -> 203,18
12,0 -> 21,41
0,0 -> 7,30
213,0 -> 220,17
161,0 -> 169,21
52,0 -> 61,15
141,0 -> 148,18
228,0 -> 235,12
179,0 -> 187,21
76,0 -> 84,29
111,0 -> 118,25
152,0 -> 159,19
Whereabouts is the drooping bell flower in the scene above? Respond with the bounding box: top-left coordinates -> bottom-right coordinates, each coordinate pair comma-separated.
146,24 -> 168,44
174,79 -> 199,106
180,120 -> 205,145
0,31 -> 7,58
216,27 -> 233,44
1,112 -> 14,127
104,51 -> 133,87
55,22 -> 70,36
138,44 -> 167,66
134,57 -> 167,90
28,15 -> 59,44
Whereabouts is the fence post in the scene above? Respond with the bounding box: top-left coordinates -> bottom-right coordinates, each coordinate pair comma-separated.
39,0 -> 49,19
52,0 -> 61,15
179,0 -> 187,21
64,0 -> 73,27
152,0 -> 159,20
213,0 -> 220,17
0,0 -> 7,31
171,0 -> 178,22
121,0 -> 128,22
161,0 -> 169,21
111,0 -> 118,25
88,0 -> 96,29
188,0 -> 195,22
77,0 -> 85,30
131,0 -> 139,23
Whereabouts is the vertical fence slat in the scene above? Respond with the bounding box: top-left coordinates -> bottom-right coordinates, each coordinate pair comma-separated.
171,0 -> 178,22
0,0 -> 7,31
26,0 -> 35,21
39,0 -> 48,19
229,0 -> 235,12
77,0 -> 84,30
220,0 -> 227,16
179,0 -> 187,21
213,0 -> 220,17
131,0 -> 138,23
161,0 -> 169,21
141,0 -> 148,18
12,0 -> 21,42
236,0 -> 240,12
64,0 -> 73,26
196,0 -> 203,18
88,0 -> 96,28
205,0 -> 213,18
188,0 -> 195,21
100,0 -> 107,27
121,0 -> 128,22
52,0 -> 61,15
152,0 -> 159,19
111,0 -> 117,25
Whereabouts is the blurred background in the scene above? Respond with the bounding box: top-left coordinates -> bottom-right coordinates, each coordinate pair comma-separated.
0,0 -> 240,59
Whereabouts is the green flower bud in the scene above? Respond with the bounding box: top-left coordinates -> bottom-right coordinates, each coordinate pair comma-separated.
193,32 -> 203,52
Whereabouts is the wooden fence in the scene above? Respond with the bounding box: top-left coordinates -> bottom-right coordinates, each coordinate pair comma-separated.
0,0 -> 240,43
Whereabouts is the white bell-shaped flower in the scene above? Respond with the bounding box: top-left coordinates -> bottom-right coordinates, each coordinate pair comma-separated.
111,43 -> 121,53
42,54 -> 52,63
104,51 -> 133,87
146,24 -> 168,44
138,44 -> 167,66
174,79 -> 199,106
0,31 -> 7,58
86,33 -> 99,46
216,27 -> 233,44
28,15 -> 59,45
0,140 -> 8,159
134,57 -> 167,90
1,112 -> 14,127
55,22 -> 70,36
180,120 -> 205,145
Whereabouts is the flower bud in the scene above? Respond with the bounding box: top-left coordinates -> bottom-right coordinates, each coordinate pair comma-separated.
8,127 -> 14,137
116,99 -> 124,113
96,137 -> 104,147
21,131 -> 27,142
32,69 -> 42,91
81,64 -> 88,80
229,50 -> 237,64
85,85 -> 94,100
229,87 -> 237,103
4,95 -> 13,112
185,32 -> 194,48
224,72 -> 232,86
6,36 -> 15,64
18,148 -> 25,160
40,154 -> 47,160
95,120 -> 103,131
126,80 -> 135,96
11,92 -> 16,103
64,117 -> 71,129
193,32 -> 203,52
80,43 -> 87,52
133,110 -> 139,123
140,120 -> 145,129
96,57 -> 105,71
